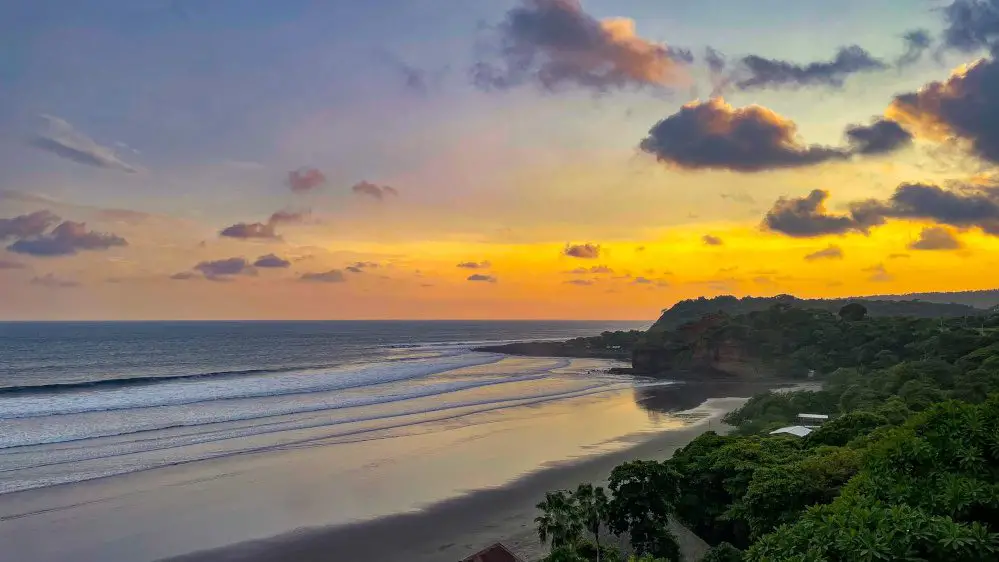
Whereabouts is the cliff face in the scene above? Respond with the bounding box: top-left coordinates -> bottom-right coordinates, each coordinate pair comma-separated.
632,313 -> 776,378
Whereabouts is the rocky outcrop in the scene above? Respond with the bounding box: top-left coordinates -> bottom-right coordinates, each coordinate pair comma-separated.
472,341 -> 630,360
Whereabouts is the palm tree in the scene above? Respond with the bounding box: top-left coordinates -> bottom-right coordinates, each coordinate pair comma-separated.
536,490 -> 584,552
574,484 -> 610,562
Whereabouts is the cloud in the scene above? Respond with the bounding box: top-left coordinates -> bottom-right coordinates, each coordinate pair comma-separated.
897,29 -> 933,67
909,226 -> 964,250
639,98 -> 849,172
457,260 -> 492,269
566,265 -> 614,274
219,222 -> 278,240
887,58 -> 999,164
170,272 -> 198,280
287,168 -> 327,193
702,234 -> 723,246
565,279 -> 594,286
804,245 -> 844,261
865,263 -> 893,282
352,181 -> 399,200
467,273 -> 498,283
889,253 -> 911,259
0,258 -> 26,269
632,276 -> 652,284
346,261 -> 380,273
0,210 -> 61,240
849,182 -> 999,235
8,221 -> 127,256
268,210 -> 308,225
28,114 -> 139,173
941,0 -> 999,52
301,269 -> 346,283
193,257 -> 256,280
763,189 -> 869,237
844,118 -> 914,155
720,191 -> 755,204
253,254 -> 291,268
29,273 -> 80,288
705,46 -> 727,73
472,0 -> 686,93
563,242 -> 601,259
95,208 -> 153,224
733,46 -> 886,90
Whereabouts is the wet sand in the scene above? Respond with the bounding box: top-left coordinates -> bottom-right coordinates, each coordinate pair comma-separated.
164,387 -> 768,562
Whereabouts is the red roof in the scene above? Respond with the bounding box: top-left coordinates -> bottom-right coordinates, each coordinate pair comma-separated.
460,542 -> 525,562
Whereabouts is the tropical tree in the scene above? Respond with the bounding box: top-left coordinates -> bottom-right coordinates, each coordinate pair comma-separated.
574,484 -> 610,562
536,490 -> 584,552
607,461 -> 681,559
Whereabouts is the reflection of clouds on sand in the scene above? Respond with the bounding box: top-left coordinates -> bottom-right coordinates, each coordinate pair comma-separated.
632,381 -> 779,423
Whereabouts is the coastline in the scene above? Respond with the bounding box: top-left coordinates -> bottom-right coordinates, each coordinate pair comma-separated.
163,388 -> 763,562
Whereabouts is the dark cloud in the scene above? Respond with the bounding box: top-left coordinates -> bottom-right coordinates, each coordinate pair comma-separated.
346,261 -> 380,273
28,115 -> 139,173
941,0 -> 999,52
219,222 -> 278,240
352,181 -> 399,200
888,253 -> 911,259
804,245 -> 844,261
563,242 -> 601,259
457,260 -> 492,269
467,273 -> 498,283
639,98 -> 849,172
472,0 -> 686,93
897,29 -> 933,67
734,46 -> 886,90
8,221 -> 127,256
287,168 -> 327,193
632,276 -> 652,284
268,210 -> 308,225
865,263 -> 893,282
566,265 -> 614,274
29,273 -> 80,288
170,272 -> 198,280
194,257 -> 255,279
763,189 -> 869,237
705,47 -> 726,73
909,226 -> 963,250
0,210 -> 60,240
849,182 -> 999,235
666,46 -> 694,64
253,254 -> 291,268
844,118 -> 914,155
888,57 -> 999,164
702,234 -> 723,246
301,269 -> 346,283
0,258 -> 26,269
565,279 -> 594,286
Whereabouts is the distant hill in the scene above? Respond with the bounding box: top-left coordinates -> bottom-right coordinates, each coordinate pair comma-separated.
863,289 -> 999,310
651,294 -> 986,332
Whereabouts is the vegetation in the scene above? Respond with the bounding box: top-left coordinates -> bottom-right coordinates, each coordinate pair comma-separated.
650,294 -> 983,332
533,303 -> 999,561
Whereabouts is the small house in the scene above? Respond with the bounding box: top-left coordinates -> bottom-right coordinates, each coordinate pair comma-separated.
797,413 -> 829,426
460,542 -> 526,562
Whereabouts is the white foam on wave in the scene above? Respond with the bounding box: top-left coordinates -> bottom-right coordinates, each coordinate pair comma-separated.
0,376 -> 637,494
1,353 -> 505,419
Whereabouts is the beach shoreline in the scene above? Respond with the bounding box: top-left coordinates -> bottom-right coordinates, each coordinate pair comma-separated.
162,389 -> 762,562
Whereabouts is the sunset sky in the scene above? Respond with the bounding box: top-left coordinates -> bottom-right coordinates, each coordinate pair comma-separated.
3,0 -> 999,320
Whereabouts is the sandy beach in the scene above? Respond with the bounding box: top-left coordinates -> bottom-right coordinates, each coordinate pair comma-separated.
163,388 -> 766,562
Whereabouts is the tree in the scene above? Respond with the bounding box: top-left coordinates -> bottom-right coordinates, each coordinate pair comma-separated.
701,542 -> 743,562
574,484 -> 610,562
607,461 -> 681,559
838,302 -> 868,322
536,490 -> 584,552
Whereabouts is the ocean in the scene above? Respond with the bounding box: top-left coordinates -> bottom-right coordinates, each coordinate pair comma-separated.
0,320 -> 649,493
2,320 -> 742,562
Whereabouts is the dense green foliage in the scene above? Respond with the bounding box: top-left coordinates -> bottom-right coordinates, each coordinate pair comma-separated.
535,303 -> 999,561
650,294 -> 982,332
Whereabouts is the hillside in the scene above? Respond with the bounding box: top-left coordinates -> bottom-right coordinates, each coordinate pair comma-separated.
633,302 -> 999,378
866,288 -> 999,309
650,294 -> 984,332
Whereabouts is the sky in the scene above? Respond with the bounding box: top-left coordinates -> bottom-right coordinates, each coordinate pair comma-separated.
3,0 -> 999,320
